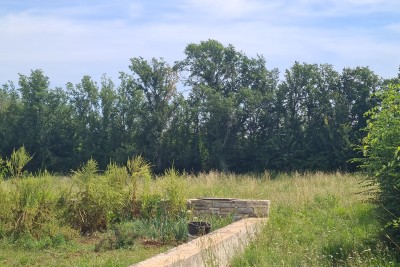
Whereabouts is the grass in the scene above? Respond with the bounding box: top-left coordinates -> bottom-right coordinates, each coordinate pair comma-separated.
0,236 -> 171,267
0,171 -> 399,266
230,172 -> 399,266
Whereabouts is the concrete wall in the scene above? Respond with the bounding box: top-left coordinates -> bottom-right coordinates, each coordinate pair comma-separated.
130,217 -> 267,267
131,198 -> 270,267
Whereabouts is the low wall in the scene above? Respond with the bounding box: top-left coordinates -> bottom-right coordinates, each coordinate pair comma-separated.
187,198 -> 270,220
130,217 -> 267,267
131,198 -> 270,267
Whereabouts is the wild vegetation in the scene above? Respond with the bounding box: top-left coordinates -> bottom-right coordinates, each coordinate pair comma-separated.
0,150 -> 236,266
231,172 -> 399,266
1,165 -> 399,266
1,39 -> 400,265
361,83 -> 400,247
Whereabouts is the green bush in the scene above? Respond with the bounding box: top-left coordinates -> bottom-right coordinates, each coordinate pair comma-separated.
0,179 -> 12,238
6,146 -> 32,179
0,156 -> 7,179
95,220 -> 147,252
126,156 -> 152,217
362,83 -> 400,246
160,168 -> 187,218
7,174 -> 75,244
145,212 -> 188,244
63,159 -> 120,233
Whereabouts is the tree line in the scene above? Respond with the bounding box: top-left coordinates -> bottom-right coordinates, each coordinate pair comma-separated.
0,40 -> 397,174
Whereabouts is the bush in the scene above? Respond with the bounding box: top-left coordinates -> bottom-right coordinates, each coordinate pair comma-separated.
62,159 -> 122,234
362,83 -> 400,246
5,174 -> 75,244
6,146 -> 32,179
126,156 -> 152,218
160,168 -> 187,218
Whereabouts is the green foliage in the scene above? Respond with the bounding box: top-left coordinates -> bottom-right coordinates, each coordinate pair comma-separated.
0,41 -> 393,174
127,155 -> 152,216
6,146 -> 32,179
63,159 -> 118,233
232,186 -> 397,266
161,168 -> 187,218
145,211 -> 188,244
7,175 -> 74,244
361,83 -> 400,245
95,220 -> 147,251
0,179 -> 12,238
140,193 -> 163,220
0,156 -> 7,179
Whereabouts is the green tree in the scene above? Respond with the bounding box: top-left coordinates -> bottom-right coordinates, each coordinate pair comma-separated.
176,39 -> 279,172
18,70 -> 50,170
0,82 -> 22,158
362,83 -> 400,245
67,76 -> 101,166
129,57 -> 179,172
98,75 -> 120,167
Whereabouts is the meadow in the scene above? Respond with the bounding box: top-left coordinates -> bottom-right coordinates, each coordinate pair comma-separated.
0,165 -> 399,266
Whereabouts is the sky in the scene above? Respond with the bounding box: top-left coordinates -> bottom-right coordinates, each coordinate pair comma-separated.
1,0 -> 399,88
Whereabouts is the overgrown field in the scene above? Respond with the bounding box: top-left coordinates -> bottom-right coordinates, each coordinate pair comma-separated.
0,167 -> 399,266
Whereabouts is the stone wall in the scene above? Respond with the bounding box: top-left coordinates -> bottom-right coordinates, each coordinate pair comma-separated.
186,198 -> 270,220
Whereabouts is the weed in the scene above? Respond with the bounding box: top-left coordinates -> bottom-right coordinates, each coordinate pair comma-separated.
6,146 -> 33,179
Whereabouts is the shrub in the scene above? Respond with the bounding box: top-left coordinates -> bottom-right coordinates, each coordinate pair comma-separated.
8,174 -> 76,244
0,179 -> 12,238
126,156 -> 152,217
0,156 -> 7,179
160,168 -> 187,218
6,146 -> 32,179
63,159 -> 112,233
362,83 -> 400,247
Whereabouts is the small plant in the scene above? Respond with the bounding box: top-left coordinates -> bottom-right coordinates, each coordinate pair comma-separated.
105,161 -> 129,190
126,156 -> 152,217
95,220 -> 147,252
140,193 -> 163,220
161,167 -> 187,218
6,146 -> 32,179
145,211 -> 188,244
0,156 -> 7,179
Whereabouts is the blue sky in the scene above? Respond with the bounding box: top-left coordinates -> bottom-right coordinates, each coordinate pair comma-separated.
1,0 -> 399,88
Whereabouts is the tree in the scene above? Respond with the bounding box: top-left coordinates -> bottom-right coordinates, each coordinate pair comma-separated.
176,39 -> 279,172
129,57 -> 179,172
0,82 -> 22,158
67,76 -> 101,166
362,83 -> 400,245
340,67 -> 382,170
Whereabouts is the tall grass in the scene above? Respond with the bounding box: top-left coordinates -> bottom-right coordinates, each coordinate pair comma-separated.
230,172 -> 399,266
1,170 -> 399,266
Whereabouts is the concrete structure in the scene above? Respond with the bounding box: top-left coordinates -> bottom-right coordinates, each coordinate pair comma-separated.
130,217 -> 267,267
131,198 -> 270,267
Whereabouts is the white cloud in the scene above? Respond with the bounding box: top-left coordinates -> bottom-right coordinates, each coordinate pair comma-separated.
0,0 -> 399,87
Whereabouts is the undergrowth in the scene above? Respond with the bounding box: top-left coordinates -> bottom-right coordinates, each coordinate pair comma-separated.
0,151 -> 399,266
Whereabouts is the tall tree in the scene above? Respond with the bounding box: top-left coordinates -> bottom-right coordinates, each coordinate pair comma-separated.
176,39 -> 279,172
0,82 -> 22,157
67,76 -> 101,166
340,66 -> 382,170
129,57 -> 179,172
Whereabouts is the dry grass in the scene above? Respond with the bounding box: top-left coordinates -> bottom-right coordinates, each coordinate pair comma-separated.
1,171 -> 398,266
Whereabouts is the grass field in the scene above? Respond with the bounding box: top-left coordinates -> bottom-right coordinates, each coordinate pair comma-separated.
0,171 -> 399,266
